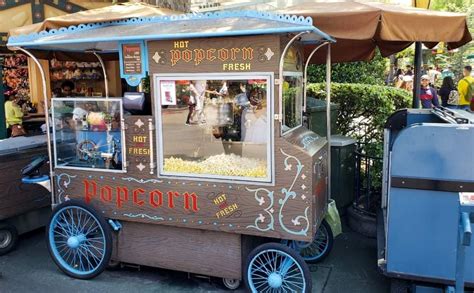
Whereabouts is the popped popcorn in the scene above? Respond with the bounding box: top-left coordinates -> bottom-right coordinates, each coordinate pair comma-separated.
164,153 -> 267,178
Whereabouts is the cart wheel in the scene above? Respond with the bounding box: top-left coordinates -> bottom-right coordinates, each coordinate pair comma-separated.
0,223 -> 18,256
245,242 -> 312,293
46,200 -> 112,279
222,278 -> 241,290
282,219 -> 334,263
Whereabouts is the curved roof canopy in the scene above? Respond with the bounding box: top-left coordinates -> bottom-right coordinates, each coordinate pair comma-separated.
280,0 -> 472,63
7,10 -> 334,53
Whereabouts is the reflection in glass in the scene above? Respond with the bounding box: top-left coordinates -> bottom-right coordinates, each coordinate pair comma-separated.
283,74 -> 303,132
52,98 -> 123,170
159,77 -> 270,181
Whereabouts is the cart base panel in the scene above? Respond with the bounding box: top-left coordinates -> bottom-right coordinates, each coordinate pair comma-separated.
113,221 -> 242,280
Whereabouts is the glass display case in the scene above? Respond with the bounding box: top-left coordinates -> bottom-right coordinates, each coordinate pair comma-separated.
155,74 -> 272,182
51,98 -> 124,171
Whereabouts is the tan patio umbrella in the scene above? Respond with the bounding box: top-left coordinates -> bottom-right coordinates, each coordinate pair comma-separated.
9,2 -> 178,37
279,0 -> 472,64
7,2 -> 179,60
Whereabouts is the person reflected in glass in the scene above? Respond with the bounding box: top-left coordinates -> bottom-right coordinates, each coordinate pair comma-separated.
189,80 -> 207,125
211,80 -> 228,99
184,91 -> 196,126
241,87 -> 267,143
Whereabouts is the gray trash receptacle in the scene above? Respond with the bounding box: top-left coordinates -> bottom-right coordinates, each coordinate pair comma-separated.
306,98 -> 339,136
330,135 -> 356,210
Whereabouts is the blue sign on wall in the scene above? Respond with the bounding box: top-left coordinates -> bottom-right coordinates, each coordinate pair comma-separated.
118,41 -> 147,87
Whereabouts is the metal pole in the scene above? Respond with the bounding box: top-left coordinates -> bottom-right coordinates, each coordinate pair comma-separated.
303,42 -> 329,113
326,44 -> 332,200
0,56 -> 6,139
413,41 -> 422,108
278,31 -> 310,133
14,47 -> 56,206
91,51 -> 109,99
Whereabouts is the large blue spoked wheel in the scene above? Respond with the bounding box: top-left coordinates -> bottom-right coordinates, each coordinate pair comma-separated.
282,219 -> 334,264
245,242 -> 312,293
46,200 -> 112,279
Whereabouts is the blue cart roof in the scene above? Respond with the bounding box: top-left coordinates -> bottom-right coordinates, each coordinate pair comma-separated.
7,11 -> 334,52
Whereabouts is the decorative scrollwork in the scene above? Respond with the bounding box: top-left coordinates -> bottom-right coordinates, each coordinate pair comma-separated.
122,177 -> 162,184
278,149 -> 310,236
123,213 -> 164,221
56,173 -> 77,203
246,187 -> 275,232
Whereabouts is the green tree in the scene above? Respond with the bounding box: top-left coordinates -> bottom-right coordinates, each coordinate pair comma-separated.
429,0 -> 473,78
431,0 -> 471,12
307,51 -> 388,85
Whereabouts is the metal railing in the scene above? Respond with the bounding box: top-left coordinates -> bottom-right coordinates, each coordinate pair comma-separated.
354,144 -> 383,217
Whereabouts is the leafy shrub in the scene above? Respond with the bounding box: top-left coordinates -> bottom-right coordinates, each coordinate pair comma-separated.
306,83 -> 412,146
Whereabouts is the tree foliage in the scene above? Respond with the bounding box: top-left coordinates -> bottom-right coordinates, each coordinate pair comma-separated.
307,51 -> 388,85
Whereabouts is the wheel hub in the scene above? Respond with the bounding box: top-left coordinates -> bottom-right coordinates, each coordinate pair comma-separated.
267,272 -> 283,288
0,231 -> 12,249
67,234 -> 86,249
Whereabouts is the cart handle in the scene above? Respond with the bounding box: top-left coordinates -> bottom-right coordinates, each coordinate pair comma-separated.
461,212 -> 472,247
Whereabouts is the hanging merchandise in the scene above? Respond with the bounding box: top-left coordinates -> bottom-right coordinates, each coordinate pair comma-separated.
1,54 -> 36,113
49,58 -> 104,97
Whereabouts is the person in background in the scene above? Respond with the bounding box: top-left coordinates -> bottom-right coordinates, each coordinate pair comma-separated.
60,80 -> 75,97
441,65 -> 454,79
420,75 -> 439,108
457,65 -> 474,110
184,86 -> 196,126
394,68 -> 404,87
405,65 -> 413,76
428,66 -> 440,86
438,76 -> 457,107
4,94 -> 25,137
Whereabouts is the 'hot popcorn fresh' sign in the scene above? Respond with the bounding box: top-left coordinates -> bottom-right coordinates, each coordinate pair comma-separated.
149,35 -> 279,73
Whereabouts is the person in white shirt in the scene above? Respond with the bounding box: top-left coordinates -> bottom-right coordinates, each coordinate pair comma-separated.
428,66 -> 441,86
241,87 -> 267,144
189,80 -> 207,124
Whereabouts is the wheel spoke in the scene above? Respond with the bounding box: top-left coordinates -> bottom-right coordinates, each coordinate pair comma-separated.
80,213 -> 93,235
279,256 -> 293,276
82,245 -> 102,264
77,247 -> 94,271
252,256 -> 273,275
58,214 -> 73,235
84,223 -> 100,237
62,212 -> 76,236
283,279 -> 304,289
67,209 -> 78,235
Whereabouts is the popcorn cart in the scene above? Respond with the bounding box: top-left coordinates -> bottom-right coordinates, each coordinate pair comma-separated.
9,11 -> 335,292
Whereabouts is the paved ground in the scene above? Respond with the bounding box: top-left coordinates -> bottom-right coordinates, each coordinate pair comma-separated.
0,221 -> 389,293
